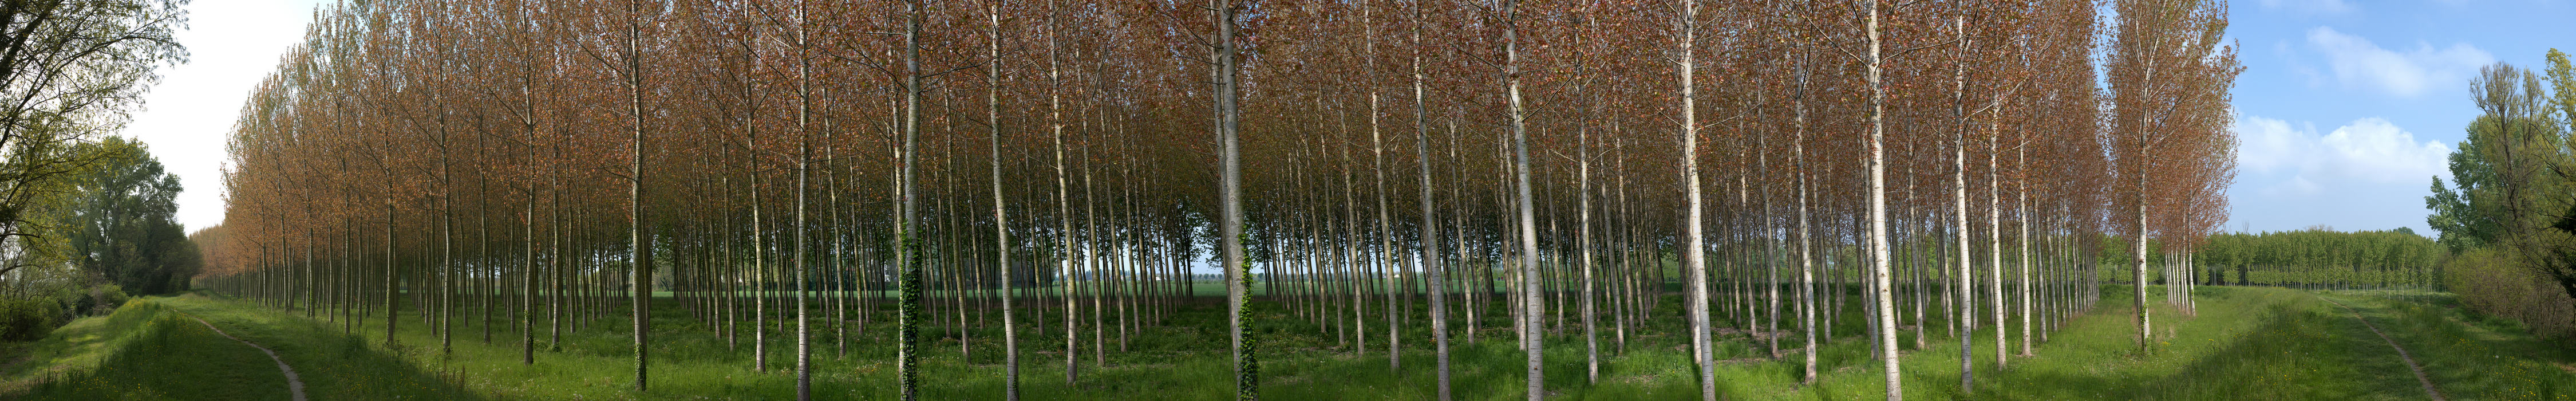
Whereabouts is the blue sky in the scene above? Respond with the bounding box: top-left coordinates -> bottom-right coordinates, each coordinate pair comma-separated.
2224,0 -> 2575,235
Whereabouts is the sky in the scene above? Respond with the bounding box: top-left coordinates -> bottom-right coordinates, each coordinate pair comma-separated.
2225,0 -> 2576,235
129,0 -> 328,233
128,0 -> 2576,237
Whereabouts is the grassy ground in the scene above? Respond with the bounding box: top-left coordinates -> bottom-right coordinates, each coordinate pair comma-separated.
0,300 -> 298,400
2320,290 -> 2576,400
2,285 -> 2569,399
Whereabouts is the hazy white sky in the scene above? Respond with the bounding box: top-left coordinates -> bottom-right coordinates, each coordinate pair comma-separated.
129,0 -> 327,232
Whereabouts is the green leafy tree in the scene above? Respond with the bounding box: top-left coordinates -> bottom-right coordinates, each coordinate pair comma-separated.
2539,50 -> 2576,303
0,0 -> 190,272
2428,152 -> 2500,251
56,136 -> 195,294
2429,58 -> 2576,306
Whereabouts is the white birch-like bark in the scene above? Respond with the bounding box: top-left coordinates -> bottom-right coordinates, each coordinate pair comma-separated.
1412,5 -> 1451,396
983,3 -> 1018,399
1678,1 -> 1717,398
1863,1 -> 1903,397
1501,1 -> 1543,398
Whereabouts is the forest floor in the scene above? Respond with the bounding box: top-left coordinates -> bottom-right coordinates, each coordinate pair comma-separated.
0,285 -> 2568,400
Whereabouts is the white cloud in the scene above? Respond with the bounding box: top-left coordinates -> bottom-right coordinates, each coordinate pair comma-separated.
2318,119 -> 2452,179
2234,115 -> 2451,193
2229,115 -> 2451,234
2260,0 -> 2353,14
2303,26 -> 2492,97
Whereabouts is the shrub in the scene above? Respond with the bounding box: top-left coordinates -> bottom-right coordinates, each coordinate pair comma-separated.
0,297 -> 63,341
2443,247 -> 2576,339
89,285 -> 127,315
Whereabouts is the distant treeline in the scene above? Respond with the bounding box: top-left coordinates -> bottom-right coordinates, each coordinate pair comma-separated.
2194,229 -> 2443,290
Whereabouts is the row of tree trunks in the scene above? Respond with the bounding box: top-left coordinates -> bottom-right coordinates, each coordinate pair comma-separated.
204,1 -> 2239,400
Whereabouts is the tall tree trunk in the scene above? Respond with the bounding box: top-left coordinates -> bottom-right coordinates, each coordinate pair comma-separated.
1678,1 -> 1716,398
1048,0 -> 1081,386
1412,5 -> 1451,395
1503,1 -> 1542,396
1863,2 -> 1903,398
1950,15 -> 1977,392
793,4 -> 815,396
2018,137 -> 2034,357
1575,32 -> 1599,384
523,117 -> 539,365
988,2 -> 1018,397
1212,0 -> 1254,398
1988,105 -> 2008,369
1360,0 -> 1401,371
623,0 -> 653,391
1793,51 -> 1819,386
386,202 -> 399,349
896,1 -> 924,398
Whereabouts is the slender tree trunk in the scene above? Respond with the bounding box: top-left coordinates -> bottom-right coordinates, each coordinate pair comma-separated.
987,2 -> 1018,398
1576,44 -> 1599,384
386,202 -> 399,349
623,1 -> 653,391
1212,0 -> 1254,398
1501,2 -> 1541,398
1793,51 -> 1819,386
794,5 -> 815,396
2017,140 -> 2034,357
896,1 -> 924,398
1678,1 -> 1716,398
1412,6 -> 1451,395
1863,2 -> 1903,397
1950,15 -> 1977,392
1359,0 -> 1401,371
1047,0 -> 1080,385
523,124 -> 539,365
1988,107 -> 2008,369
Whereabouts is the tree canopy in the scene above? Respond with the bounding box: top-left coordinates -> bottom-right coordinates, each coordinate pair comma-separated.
2426,53 -> 2576,306
56,136 -> 195,294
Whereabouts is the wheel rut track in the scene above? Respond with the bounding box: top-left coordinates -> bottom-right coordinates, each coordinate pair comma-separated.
2320,295 -> 2444,401
180,313 -> 307,401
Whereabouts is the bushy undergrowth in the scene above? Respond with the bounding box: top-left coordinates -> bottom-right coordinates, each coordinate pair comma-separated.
0,300 -> 174,396
2442,248 -> 2575,339
0,298 -> 62,341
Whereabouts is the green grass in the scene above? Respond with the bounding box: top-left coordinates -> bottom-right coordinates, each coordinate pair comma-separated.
2320,290 -> 2576,400
0,301 -> 299,400
0,301 -> 195,396
6,285 -> 2571,399
0,296 -> 477,400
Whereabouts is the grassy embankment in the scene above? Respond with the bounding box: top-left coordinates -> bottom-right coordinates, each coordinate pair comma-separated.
2,285 -> 2570,400
0,295 -> 472,400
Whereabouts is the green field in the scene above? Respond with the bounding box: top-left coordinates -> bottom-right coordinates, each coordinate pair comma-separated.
1,285 -> 2569,400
